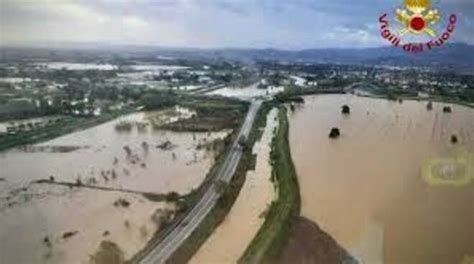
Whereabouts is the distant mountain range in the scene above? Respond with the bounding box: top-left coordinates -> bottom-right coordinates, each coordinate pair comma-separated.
2,43 -> 474,71
172,43 -> 474,70
128,43 -> 474,70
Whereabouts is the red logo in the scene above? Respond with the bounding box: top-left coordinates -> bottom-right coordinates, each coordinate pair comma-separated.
379,0 -> 457,53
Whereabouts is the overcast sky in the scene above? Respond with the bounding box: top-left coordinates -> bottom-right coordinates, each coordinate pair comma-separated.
1,0 -> 473,49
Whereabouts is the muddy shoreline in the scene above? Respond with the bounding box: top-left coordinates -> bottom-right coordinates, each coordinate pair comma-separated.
275,217 -> 357,264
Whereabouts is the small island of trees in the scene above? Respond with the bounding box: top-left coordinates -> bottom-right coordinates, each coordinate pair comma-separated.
341,105 -> 351,114
443,106 -> 452,113
329,127 -> 341,139
451,135 -> 458,144
426,101 -> 433,111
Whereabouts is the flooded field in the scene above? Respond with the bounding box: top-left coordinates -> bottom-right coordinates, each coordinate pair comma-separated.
190,109 -> 277,264
290,76 -> 306,86
1,187 -> 172,264
289,94 -> 474,264
0,109 -> 229,263
207,83 -> 284,100
0,77 -> 39,83
128,65 -> 189,71
35,62 -> 118,71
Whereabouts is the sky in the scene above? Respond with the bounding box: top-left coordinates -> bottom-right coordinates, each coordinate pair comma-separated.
1,0 -> 473,49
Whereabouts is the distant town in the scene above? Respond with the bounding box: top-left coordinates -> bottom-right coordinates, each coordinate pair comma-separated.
1,47 -> 473,137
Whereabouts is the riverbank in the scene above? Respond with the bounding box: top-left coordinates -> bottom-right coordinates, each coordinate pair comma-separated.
239,107 -> 301,263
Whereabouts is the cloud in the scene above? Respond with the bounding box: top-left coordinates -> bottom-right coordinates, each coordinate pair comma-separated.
0,0 -> 472,49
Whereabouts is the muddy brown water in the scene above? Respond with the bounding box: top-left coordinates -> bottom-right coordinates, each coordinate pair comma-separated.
289,94 -> 474,264
190,109 -> 278,264
0,111 -> 228,263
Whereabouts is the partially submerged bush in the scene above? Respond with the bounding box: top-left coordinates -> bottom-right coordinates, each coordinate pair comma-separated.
75,178 -> 83,186
451,135 -> 458,144
341,105 -> 351,114
115,122 -> 133,132
443,106 -> 452,113
113,198 -> 130,208
62,231 -> 78,239
329,128 -> 341,139
165,191 -> 180,202
426,101 -> 433,110
151,208 -> 174,227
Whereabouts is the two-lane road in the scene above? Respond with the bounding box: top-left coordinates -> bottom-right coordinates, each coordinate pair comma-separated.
140,100 -> 262,264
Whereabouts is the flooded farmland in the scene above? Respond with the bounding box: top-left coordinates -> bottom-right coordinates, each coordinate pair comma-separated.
207,82 -> 284,100
0,109 -> 229,263
288,94 -> 474,264
34,62 -> 118,71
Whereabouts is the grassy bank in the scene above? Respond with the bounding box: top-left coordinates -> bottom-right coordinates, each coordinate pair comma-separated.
161,103 -> 273,263
0,111 -> 131,152
239,107 -> 301,264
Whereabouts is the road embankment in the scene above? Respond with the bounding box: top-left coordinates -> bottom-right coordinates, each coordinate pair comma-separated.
161,102 -> 271,263
239,106 -> 301,264
190,108 -> 278,263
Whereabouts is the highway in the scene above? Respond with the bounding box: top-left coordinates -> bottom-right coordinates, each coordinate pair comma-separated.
140,100 -> 262,264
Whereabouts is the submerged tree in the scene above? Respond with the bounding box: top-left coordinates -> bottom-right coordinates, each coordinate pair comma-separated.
451,135 -> 458,144
90,241 -> 125,264
141,141 -> 149,155
341,105 -> 351,114
329,127 -> 341,139
290,103 -> 296,112
443,106 -> 452,113
123,145 -> 132,157
426,101 -> 433,111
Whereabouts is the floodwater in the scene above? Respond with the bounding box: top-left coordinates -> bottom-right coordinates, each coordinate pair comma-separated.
190,109 -> 278,264
128,65 -> 189,71
1,109 -> 226,196
0,186 -> 172,264
207,82 -> 284,100
35,62 -> 118,71
289,94 -> 474,264
290,75 -> 306,86
0,77 -> 39,83
0,110 -> 229,263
